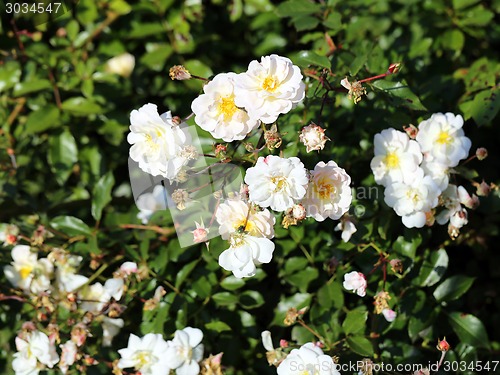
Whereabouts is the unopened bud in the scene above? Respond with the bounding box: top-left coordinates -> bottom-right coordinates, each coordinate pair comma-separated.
436,337 -> 450,352
387,63 -> 401,74
476,147 -> 488,160
171,116 -> 182,126
279,339 -> 289,348
403,124 -> 418,139
475,180 -> 491,197
169,65 -> 192,81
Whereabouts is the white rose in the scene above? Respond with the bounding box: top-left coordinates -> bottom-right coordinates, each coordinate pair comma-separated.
234,54 -> 305,124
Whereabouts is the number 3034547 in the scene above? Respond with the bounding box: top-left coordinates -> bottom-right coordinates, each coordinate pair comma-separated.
6,2 -> 62,14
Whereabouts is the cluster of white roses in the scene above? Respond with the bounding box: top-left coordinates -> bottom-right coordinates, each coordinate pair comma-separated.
128,54 -> 354,278
262,330 -> 341,375
371,112 -> 478,236
117,327 -> 204,375
5,245 -> 139,374
214,156 -> 352,278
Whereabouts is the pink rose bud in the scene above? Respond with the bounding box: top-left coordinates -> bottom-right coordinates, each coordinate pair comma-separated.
279,339 -> 289,348
475,147 -> 488,160
436,337 -> 450,352
403,124 -> 418,139
387,62 -> 401,74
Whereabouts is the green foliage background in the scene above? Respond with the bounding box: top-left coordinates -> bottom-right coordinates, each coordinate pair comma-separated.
1,0 -> 500,374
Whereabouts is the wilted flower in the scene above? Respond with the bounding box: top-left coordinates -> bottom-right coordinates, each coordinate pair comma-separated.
105,52 -> 135,77
343,271 -> 367,297
299,123 -> 330,152
234,54 -> 305,124
264,124 -> 283,149
172,189 -> 191,210
389,259 -> 403,273
169,65 -> 192,80
374,290 -> 391,314
341,77 -> 366,104
200,353 -> 223,375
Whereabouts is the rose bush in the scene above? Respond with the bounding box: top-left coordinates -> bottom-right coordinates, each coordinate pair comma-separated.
1,0 -> 499,374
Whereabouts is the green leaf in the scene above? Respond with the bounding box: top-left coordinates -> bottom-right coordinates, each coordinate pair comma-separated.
220,276 -> 245,291
47,130 -> 78,185
317,282 -> 344,310
205,321 -> 232,333
50,215 -> 92,237
448,312 -> 490,349
13,79 -> 52,97
91,172 -> 115,221
61,97 -> 102,115
457,5 -> 494,27
372,80 -> 427,111
393,233 -> 422,259
343,310 -> 368,335
239,291 -> 265,309
460,89 -> 500,127
292,15 -> 319,31
419,249 -> 449,287
347,336 -> 374,356
433,275 -> 475,302
175,260 -> 200,289
212,292 -> 239,306
24,105 -> 60,134
276,0 -> 322,17
191,276 -> 212,299
453,0 -> 480,10
129,22 -> 165,39
292,51 -> 331,70
109,0 -> 132,15
0,61 -> 21,93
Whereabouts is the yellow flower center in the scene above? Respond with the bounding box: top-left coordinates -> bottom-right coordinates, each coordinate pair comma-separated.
384,152 -> 400,169
262,76 -> 279,92
406,189 -> 421,204
436,130 -> 452,145
134,351 -> 153,368
315,177 -> 335,199
19,265 -> 33,280
271,176 -> 287,192
234,218 -> 256,235
217,96 -> 238,121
